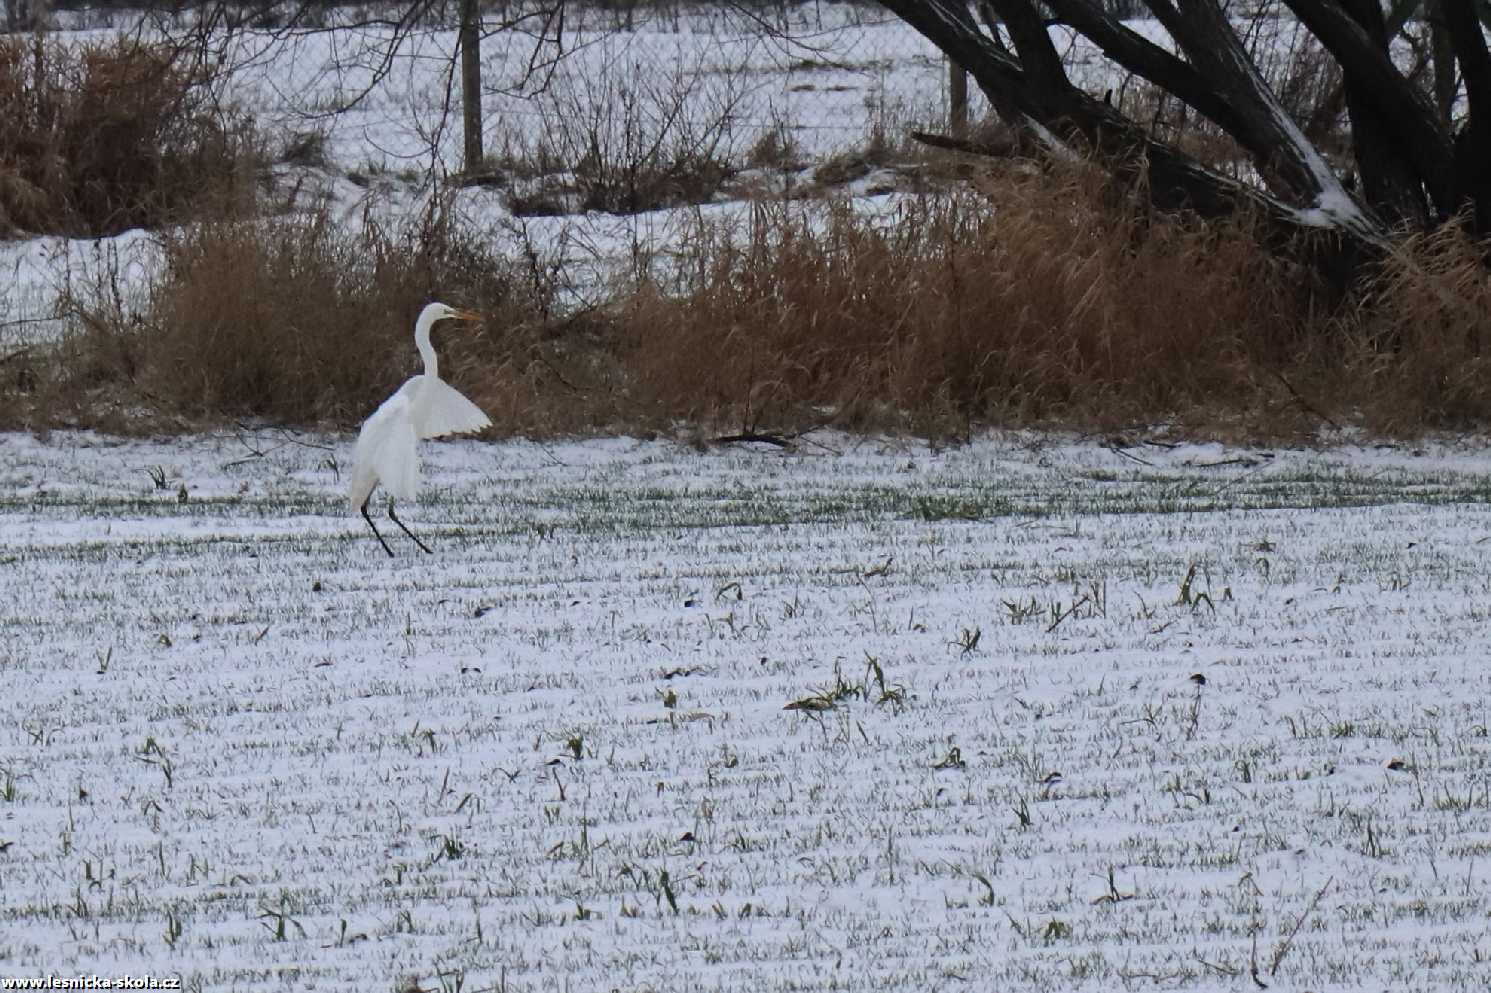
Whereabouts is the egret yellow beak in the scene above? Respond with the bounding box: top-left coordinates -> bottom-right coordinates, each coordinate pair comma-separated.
452,308 -> 483,323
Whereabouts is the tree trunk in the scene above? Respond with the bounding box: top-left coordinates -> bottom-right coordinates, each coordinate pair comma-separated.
949,61 -> 968,137
1430,0 -> 1457,125
954,1 -> 1380,235
1144,1 -> 1348,207
1332,0 -> 1433,228
458,0 -> 484,174
1442,0 -> 1491,232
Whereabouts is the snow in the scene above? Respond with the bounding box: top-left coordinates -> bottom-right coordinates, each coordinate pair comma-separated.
0,230 -> 160,348
1295,186 -> 1387,242
3,431 -> 1491,990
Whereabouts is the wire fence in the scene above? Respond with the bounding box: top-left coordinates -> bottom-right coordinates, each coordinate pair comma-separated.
16,1 -> 973,169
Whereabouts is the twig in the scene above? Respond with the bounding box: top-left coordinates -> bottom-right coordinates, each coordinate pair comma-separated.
1190,457 -> 1261,468
1250,928 -> 1269,989
0,316 -> 55,330
1270,369 -> 1340,430
1194,953 -> 1239,978
712,432 -> 795,449
1269,876 -> 1333,975
1045,594 -> 1091,634
1105,443 -> 1154,466
909,129 -> 1019,157
224,426 -> 335,468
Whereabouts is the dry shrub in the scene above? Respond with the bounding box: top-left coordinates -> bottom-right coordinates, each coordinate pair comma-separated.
620,161 -> 1317,435
0,342 -> 48,429
0,35 -> 253,237
49,205 -> 566,431
1349,222 -> 1491,431
14,161 -> 1491,440
500,52 -> 743,217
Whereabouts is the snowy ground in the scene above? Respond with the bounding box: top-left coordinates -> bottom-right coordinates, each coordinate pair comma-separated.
3,431 -> 1491,990
4,14 -> 1488,985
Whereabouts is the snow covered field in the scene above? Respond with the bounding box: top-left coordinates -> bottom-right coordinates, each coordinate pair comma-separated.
3,431 -> 1491,990
4,10 -> 1490,986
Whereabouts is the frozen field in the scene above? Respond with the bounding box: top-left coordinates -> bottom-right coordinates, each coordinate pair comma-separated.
3,431 -> 1491,990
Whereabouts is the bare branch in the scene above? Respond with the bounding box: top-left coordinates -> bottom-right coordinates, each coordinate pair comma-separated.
1284,0 -> 1456,210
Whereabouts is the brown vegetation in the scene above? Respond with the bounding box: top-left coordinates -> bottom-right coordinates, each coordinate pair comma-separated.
1351,223 -> 1491,432
619,158 -> 1489,440
24,203 -> 561,432
623,166 -> 1307,435
0,35 -> 254,238
5,154 -> 1491,440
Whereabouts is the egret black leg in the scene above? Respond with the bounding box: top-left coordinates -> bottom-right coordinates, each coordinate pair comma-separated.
360,500 -> 395,556
388,500 -> 433,554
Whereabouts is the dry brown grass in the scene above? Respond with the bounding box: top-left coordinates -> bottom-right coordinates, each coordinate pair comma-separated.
0,35 -> 253,238
33,204 -> 573,432
8,157 -> 1491,441
613,158 -> 1491,440
618,161 -> 1324,437
1346,220 -> 1491,432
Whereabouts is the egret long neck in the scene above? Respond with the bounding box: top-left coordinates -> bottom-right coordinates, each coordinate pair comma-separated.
414,312 -> 439,380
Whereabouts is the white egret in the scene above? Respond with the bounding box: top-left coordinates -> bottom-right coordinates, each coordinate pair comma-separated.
349,302 -> 491,556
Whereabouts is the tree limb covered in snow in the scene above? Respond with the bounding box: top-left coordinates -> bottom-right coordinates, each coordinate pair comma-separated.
1282,0 -> 1453,220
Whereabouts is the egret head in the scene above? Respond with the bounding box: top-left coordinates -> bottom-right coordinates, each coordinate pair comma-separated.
420,302 -> 483,327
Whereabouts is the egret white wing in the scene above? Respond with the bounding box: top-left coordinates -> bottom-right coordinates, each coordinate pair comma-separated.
412,378 -> 492,439
347,427 -> 381,512
352,391 -> 421,503
350,390 -> 402,511
374,411 -> 420,501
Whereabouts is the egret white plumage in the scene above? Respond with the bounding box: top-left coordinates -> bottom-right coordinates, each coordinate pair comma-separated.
349,302 -> 491,556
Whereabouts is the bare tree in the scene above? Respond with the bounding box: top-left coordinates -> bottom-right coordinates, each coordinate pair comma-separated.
883,0 -> 1491,277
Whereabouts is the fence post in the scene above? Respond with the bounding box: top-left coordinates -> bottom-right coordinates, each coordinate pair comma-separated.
459,0 -> 484,174
949,60 -> 968,137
